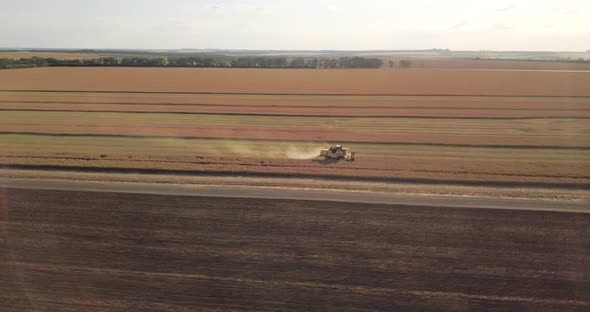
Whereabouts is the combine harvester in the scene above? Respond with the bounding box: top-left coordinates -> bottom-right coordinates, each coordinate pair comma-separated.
319,145 -> 355,161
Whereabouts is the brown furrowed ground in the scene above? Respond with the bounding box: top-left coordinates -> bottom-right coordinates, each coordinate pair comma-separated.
1,67 -> 590,96
1,189 -> 589,311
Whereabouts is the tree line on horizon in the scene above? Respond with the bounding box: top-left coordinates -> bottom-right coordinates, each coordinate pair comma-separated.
0,55 -> 384,70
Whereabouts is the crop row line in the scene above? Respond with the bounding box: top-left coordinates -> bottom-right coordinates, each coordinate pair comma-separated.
2,90 -> 590,98
2,100 -> 589,110
2,109 -> 590,120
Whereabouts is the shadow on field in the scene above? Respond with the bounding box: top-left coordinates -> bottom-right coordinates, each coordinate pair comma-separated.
311,158 -> 344,165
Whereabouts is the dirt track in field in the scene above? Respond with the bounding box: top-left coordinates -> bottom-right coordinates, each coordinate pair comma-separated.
2,67 -> 590,96
1,189 -> 588,311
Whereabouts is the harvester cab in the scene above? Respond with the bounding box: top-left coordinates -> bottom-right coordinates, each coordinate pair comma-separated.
320,144 -> 355,161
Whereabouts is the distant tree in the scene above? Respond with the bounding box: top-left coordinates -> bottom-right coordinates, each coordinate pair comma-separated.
0,55 -> 391,70
388,60 -> 394,68
121,57 -> 166,67
82,59 -> 101,66
20,57 -> 48,67
100,57 -> 119,66
289,57 -> 306,68
0,58 -> 13,69
338,57 -> 382,68
322,58 -> 340,68
270,57 -> 288,68
306,58 -> 319,68
399,59 -> 412,68
151,57 -> 167,66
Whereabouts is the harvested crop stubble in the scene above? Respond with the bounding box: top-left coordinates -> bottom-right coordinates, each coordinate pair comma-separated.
2,102 -> 589,118
2,134 -> 589,186
2,90 -> 589,118
4,135 -> 589,161
0,111 -> 587,147
2,92 -> 590,108
1,67 -> 590,96
1,67 -> 588,189
2,124 -> 588,148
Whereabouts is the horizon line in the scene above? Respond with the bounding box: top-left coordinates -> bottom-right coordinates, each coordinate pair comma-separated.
1,48 -> 589,53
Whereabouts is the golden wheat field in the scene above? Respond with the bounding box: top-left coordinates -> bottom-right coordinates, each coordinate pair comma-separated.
1,67 -> 590,95
0,67 -> 589,186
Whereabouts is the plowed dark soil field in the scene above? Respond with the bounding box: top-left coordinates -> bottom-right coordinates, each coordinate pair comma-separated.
1,189 -> 589,311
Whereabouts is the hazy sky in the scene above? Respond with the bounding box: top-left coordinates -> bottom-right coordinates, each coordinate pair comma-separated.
1,0 -> 589,51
